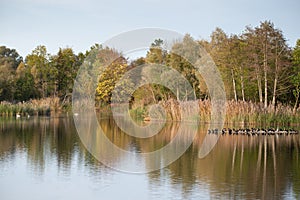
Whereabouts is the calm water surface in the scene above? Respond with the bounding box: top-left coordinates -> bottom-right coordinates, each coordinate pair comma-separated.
0,117 -> 299,200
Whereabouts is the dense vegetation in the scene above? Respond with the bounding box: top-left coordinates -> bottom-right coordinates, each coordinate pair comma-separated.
0,21 -> 299,120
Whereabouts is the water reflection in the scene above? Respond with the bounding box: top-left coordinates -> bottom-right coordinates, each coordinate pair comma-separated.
0,117 -> 109,177
0,117 -> 299,199
193,134 -> 300,199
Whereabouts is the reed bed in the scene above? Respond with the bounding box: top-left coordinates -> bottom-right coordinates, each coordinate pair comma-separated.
2,97 -> 299,125
158,99 -> 300,125
0,97 -> 61,117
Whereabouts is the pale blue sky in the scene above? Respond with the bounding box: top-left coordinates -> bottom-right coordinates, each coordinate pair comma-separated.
1,0 -> 299,57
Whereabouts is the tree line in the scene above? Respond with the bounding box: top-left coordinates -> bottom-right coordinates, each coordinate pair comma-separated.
203,21 -> 300,111
0,45 -> 84,102
0,20 -> 299,111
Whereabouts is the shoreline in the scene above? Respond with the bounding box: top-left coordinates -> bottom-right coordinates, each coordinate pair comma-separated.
1,98 -> 299,125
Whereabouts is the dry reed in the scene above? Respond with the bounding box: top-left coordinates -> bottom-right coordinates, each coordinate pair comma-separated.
158,99 -> 300,125
0,97 -> 61,117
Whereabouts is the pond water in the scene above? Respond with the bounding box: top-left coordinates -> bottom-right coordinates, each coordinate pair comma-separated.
0,117 -> 299,200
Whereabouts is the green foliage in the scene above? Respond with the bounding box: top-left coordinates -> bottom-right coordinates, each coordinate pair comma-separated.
0,22 -> 299,117
169,34 -> 201,99
96,60 -> 127,104
207,21 -> 292,105
25,45 -> 50,98
0,46 -> 23,101
0,46 -> 23,69
51,48 -> 80,99
15,68 -> 36,101
292,39 -> 300,109
129,106 -> 147,120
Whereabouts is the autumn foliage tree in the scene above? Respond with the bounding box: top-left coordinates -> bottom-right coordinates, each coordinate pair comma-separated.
0,20 -> 299,113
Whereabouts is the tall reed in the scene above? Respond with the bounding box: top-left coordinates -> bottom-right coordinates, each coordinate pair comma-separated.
157,99 -> 300,125
0,97 -> 61,117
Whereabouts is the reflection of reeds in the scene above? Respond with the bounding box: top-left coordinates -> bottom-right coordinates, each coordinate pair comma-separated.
0,97 -> 61,116
158,99 -> 300,124
195,133 -> 300,200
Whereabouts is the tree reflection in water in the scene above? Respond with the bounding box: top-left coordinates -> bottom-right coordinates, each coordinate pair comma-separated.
0,117 -> 299,199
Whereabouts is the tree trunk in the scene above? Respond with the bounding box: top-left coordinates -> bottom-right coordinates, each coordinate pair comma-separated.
272,73 -> 278,109
257,74 -> 263,104
193,83 -> 196,100
263,33 -> 268,109
293,91 -> 299,114
231,68 -> 237,101
240,66 -> 245,101
264,70 -> 268,109
255,64 -> 263,104
272,42 -> 279,109
185,88 -> 188,101
42,80 -> 45,98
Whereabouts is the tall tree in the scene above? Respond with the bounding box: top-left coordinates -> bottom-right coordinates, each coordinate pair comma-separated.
26,45 -> 50,98
270,30 -> 291,108
51,48 -> 80,101
95,48 -> 130,105
0,46 -> 22,101
170,34 -> 201,100
243,26 -> 264,104
145,39 -> 170,102
292,39 -> 300,113
208,28 -> 238,100
242,21 -> 292,107
15,62 -> 36,101
253,21 -> 291,108
0,46 -> 23,69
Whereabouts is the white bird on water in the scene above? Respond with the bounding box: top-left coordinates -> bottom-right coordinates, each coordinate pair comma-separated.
16,113 -> 21,118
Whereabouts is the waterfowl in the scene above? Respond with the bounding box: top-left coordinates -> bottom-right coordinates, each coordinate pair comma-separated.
222,128 -> 226,135
288,129 -> 298,134
213,128 -> 219,134
206,127 -> 298,136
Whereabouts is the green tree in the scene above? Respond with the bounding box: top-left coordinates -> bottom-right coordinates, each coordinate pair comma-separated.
292,39 -> 300,113
146,39 -> 166,64
0,46 -> 22,101
14,62 -> 36,101
170,34 -> 201,100
207,28 -> 236,100
51,48 -> 80,101
251,21 -> 291,108
94,47 -> 131,105
144,39 -> 170,102
207,21 -> 292,106
0,46 -> 23,69
0,63 -> 15,101
26,45 -> 50,98
96,56 -> 128,105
